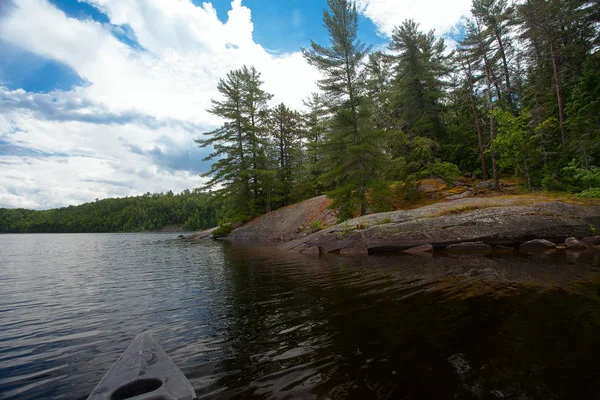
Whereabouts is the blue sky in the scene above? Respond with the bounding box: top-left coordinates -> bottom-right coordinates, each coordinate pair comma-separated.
0,0 -> 471,209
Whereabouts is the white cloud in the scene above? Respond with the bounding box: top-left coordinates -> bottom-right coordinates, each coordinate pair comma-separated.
0,155 -> 200,209
356,0 -> 471,37
0,0 -> 320,209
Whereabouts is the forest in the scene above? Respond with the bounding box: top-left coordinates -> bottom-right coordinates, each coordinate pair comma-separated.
198,0 -> 600,223
0,190 -> 220,233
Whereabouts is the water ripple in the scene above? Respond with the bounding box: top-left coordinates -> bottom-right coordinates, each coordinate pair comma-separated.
2,234 -> 600,399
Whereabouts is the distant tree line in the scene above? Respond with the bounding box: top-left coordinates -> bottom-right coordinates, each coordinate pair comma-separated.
0,190 -> 221,233
198,0 -> 600,222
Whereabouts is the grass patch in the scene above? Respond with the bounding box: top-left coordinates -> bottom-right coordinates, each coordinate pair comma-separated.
377,216 -> 393,225
433,204 -> 485,217
308,219 -> 323,233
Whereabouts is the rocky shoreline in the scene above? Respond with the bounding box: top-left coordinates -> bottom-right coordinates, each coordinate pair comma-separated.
180,196 -> 600,256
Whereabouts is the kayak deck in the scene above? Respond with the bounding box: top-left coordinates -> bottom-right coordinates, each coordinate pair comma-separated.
87,332 -> 196,400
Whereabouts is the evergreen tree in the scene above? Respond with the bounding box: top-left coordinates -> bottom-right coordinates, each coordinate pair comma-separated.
269,103 -> 303,208
388,20 -> 448,140
302,0 -> 386,218
462,18 -> 501,188
302,93 -> 330,196
471,0 -> 518,113
196,66 -> 272,222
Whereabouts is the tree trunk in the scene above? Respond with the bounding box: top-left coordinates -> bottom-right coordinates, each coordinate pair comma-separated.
465,60 -> 489,181
549,43 -> 566,145
494,30 -> 515,115
479,39 -> 500,190
345,48 -> 367,216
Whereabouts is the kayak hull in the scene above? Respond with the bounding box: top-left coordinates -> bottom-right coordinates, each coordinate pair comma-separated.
87,333 -> 196,400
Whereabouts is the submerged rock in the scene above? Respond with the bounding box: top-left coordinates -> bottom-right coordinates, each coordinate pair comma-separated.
520,239 -> 556,250
565,237 -> 588,250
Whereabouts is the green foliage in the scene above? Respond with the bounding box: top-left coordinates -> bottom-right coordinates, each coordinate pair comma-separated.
561,164 -> 600,190
541,175 -> 564,191
492,110 -> 542,189
308,220 -> 323,232
196,65 -> 273,222
212,223 -> 233,237
378,217 -> 393,225
423,160 -> 461,185
303,0 -> 385,217
577,188 -> 600,199
0,190 -> 221,233
389,19 -> 448,140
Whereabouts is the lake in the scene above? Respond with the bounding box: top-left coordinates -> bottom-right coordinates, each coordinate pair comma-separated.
1,233 -> 600,399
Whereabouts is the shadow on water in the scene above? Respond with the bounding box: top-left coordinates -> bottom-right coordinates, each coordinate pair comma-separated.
186,247 -> 600,400
1,234 -> 600,399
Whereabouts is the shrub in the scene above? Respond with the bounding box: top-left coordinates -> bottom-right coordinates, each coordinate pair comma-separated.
212,223 -> 233,237
541,174 -> 564,191
377,217 -> 393,225
577,188 -> 600,199
308,220 -> 323,232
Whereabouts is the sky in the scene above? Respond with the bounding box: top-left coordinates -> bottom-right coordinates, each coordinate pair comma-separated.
0,0 -> 471,210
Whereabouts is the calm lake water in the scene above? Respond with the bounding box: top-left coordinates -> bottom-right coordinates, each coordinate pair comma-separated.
2,233 -> 600,399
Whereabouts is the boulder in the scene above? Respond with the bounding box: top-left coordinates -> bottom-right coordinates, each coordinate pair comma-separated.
476,180 -> 494,189
404,244 -> 434,254
582,236 -> 600,246
446,190 -> 472,200
565,237 -> 588,250
446,241 -> 492,253
520,239 -> 556,251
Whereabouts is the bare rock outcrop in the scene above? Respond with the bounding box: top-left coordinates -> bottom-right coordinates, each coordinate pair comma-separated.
277,199 -> 600,255
222,195 -> 336,243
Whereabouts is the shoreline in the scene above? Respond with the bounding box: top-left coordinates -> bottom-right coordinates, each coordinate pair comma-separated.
181,195 -> 600,257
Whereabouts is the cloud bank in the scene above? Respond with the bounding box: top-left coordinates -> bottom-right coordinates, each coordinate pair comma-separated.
356,0 -> 472,37
0,0 -> 320,209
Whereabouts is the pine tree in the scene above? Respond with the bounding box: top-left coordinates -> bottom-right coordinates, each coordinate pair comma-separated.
270,103 -> 303,207
388,20 -> 448,140
240,65 -> 273,212
462,18 -> 501,189
471,0 -> 517,114
196,66 -> 272,222
302,93 -> 329,196
302,0 -> 385,218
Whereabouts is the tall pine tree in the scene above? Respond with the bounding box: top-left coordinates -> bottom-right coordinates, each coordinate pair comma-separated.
302,0 -> 386,218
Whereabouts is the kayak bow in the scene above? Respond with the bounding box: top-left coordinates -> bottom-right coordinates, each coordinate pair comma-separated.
87,332 -> 197,400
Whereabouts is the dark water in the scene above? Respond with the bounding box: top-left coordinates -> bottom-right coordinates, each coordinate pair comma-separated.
2,234 -> 600,399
